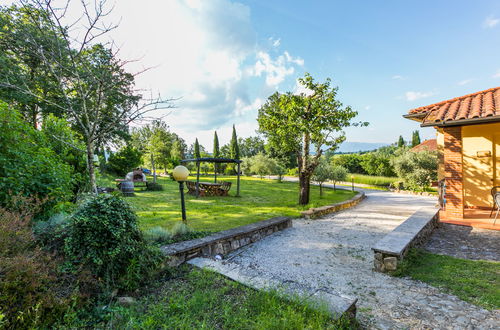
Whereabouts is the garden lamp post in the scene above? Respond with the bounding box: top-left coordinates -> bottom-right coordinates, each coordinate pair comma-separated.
351,175 -> 354,192
172,165 -> 189,223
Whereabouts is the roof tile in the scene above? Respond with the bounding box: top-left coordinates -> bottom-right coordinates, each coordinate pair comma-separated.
407,87 -> 500,126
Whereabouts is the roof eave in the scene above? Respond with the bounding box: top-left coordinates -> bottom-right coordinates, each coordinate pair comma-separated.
421,116 -> 500,128
403,113 -> 426,123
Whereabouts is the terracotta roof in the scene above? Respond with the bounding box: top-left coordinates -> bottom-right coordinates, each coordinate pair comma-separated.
410,139 -> 437,152
405,87 -> 500,127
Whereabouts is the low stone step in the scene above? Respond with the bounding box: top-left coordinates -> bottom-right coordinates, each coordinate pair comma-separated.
188,257 -> 357,319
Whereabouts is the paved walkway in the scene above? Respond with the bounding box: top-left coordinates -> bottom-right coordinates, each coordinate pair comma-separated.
193,187 -> 499,329
425,223 -> 500,261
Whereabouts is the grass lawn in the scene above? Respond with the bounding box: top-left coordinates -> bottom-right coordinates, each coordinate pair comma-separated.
394,249 -> 500,310
102,266 -> 358,329
98,174 -> 356,232
348,174 -> 399,187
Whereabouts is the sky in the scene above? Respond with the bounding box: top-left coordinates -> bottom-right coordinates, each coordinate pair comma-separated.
7,0 -> 500,150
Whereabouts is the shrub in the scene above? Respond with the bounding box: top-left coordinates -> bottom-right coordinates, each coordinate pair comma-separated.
64,194 -> 162,289
105,145 -> 142,176
146,182 -> 164,191
0,103 -> 74,217
287,167 -> 298,176
0,200 -> 86,329
391,150 -> 438,190
171,222 -> 193,237
360,152 -> 395,177
144,226 -> 172,244
330,153 -> 365,174
33,212 -> 71,251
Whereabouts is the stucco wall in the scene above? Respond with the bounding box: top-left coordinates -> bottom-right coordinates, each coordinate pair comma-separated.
462,122 -> 500,208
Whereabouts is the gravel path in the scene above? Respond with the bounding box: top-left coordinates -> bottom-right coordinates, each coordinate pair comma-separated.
199,188 -> 500,329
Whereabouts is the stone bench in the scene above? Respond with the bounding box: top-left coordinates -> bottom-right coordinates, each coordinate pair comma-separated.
161,216 -> 292,266
372,206 -> 439,272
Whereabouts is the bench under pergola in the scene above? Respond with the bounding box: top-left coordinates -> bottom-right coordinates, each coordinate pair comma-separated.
181,157 -> 242,197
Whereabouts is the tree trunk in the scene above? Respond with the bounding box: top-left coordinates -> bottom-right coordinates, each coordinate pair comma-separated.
319,183 -> 323,197
86,141 -> 97,194
151,153 -> 157,184
299,171 -> 310,205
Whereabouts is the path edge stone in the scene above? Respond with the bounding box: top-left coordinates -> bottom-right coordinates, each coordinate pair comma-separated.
301,190 -> 366,219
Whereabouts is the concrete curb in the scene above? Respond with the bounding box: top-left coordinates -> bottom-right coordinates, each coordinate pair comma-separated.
301,190 -> 366,219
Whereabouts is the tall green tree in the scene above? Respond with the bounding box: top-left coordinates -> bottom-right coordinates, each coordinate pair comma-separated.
194,138 -> 201,159
0,1 -> 173,193
412,130 -> 421,147
213,131 -> 220,158
397,135 -> 405,148
238,136 -> 266,157
230,125 -> 240,159
213,131 -> 220,176
258,73 -> 366,205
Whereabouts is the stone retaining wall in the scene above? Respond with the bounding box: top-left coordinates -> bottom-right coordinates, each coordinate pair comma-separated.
161,216 -> 292,266
372,207 -> 439,272
301,191 -> 365,219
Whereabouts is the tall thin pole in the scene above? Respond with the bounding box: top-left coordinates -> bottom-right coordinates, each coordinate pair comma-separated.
236,162 -> 241,197
196,161 -> 200,197
214,162 -> 217,183
179,181 -> 186,223
151,153 -> 156,184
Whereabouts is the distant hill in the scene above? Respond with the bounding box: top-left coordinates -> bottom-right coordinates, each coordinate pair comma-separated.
336,142 -> 389,153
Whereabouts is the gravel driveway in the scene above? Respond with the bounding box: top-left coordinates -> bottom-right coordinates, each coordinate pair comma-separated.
193,187 -> 500,329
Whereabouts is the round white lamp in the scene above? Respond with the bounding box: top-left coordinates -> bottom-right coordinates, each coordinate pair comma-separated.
172,165 -> 189,182
172,165 -> 189,223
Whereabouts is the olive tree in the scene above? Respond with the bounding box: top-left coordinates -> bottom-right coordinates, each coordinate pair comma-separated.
258,73 -> 366,204
391,150 -> 437,191
312,160 -> 331,197
330,165 -> 348,190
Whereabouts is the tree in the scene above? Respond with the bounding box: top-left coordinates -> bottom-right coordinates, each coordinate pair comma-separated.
239,136 -> 266,157
106,145 -> 142,176
0,1 -> 174,193
194,138 -> 201,159
330,165 -> 348,190
330,153 -> 365,174
170,136 -> 186,166
411,130 -> 421,147
312,159 -> 331,197
249,153 -> 278,179
230,125 -> 240,159
213,130 -> 220,175
397,135 -> 405,148
391,150 -> 437,190
258,73 -> 365,204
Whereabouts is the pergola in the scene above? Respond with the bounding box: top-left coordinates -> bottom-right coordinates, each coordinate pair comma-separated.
181,157 -> 242,197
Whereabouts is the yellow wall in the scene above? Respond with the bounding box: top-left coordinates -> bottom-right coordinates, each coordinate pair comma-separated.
462,122 -> 500,208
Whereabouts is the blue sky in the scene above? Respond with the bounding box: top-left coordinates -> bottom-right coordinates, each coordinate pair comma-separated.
9,0 -> 500,149
239,0 -> 500,145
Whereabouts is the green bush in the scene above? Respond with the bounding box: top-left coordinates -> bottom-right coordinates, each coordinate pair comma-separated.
105,145 -> 142,176
146,182 -> 164,191
0,201 -> 86,329
0,103 -> 74,217
330,153 -> 365,174
287,167 -> 298,176
360,152 -> 395,177
392,150 -> 438,190
64,194 -> 162,289
144,226 -> 172,244
33,212 -> 71,251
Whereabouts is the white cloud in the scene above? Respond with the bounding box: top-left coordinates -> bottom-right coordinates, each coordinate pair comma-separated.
493,69 -> 500,78
250,50 -> 303,87
457,79 -> 473,86
269,37 -> 281,48
483,16 -> 499,28
392,75 -> 405,80
104,0 -> 304,145
364,105 -> 371,110
293,79 -> 314,96
405,91 -> 436,101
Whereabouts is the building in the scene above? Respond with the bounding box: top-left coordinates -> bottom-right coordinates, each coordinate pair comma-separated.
404,87 -> 500,229
410,139 -> 437,153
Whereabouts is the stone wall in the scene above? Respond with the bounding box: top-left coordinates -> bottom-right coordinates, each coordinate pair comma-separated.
372,208 -> 439,272
161,216 -> 292,266
301,191 -> 365,219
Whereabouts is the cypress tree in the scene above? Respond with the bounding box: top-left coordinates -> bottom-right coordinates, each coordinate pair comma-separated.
397,135 -> 405,148
213,131 -> 220,157
230,124 -> 240,159
194,138 -> 201,159
412,130 -> 421,147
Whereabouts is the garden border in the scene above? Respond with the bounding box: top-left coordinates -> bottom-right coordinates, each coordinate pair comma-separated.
300,190 -> 366,219
161,216 -> 292,266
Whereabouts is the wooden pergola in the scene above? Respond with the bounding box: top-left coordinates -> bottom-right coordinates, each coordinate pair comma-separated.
181,157 -> 242,197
